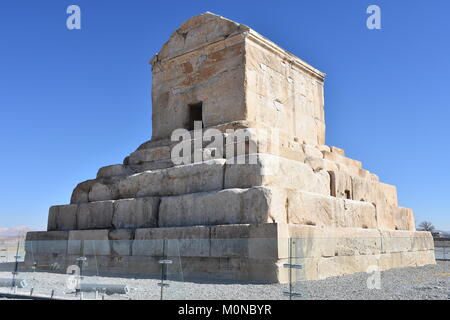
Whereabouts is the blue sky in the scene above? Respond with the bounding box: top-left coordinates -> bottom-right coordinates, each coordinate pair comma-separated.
0,0 -> 449,231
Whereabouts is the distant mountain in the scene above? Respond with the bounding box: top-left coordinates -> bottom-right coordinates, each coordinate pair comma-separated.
434,230 -> 450,236
0,226 -> 31,239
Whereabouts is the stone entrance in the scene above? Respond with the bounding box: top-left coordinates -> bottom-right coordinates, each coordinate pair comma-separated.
25,12 -> 435,283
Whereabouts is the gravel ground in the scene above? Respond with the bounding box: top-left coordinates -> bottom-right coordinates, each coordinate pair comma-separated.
0,261 -> 449,300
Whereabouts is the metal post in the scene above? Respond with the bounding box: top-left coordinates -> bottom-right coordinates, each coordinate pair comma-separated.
76,256 -> 87,299
283,238 -> 302,299
288,239 -> 292,300
160,239 -> 166,300
11,241 -> 20,290
158,239 -> 172,300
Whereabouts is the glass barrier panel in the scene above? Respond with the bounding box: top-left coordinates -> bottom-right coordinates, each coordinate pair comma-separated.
7,235 -> 447,300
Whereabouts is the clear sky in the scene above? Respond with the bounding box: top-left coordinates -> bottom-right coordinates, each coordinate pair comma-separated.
0,0 -> 449,231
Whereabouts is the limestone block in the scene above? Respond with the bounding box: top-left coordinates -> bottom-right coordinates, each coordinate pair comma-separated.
411,232 -> 434,251
333,229 -> 382,256
379,252 -> 403,270
131,159 -> 174,172
88,182 -> 119,202
302,144 -> 323,159
330,146 -> 345,156
378,183 -> 398,207
225,154 -> 330,195
47,206 -> 58,231
282,225 -> 337,258
77,201 -> 114,230
109,229 -> 133,256
68,230 -> 111,256
133,226 -> 210,257
295,257 -> 320,281
71,179 -> 96,204
294,115 -> 325,146
25,231 -> 68,255
323,151 -> 362,172
400,251 -> 418,267
415,250 -> 436,266
318,145 -> 331,153
341,157 -> 362,170
97,165 -> 133,179
209,224 -> 280,260
286,191 -> 333,227
210,236 -> 249,258
292,237 -> 337,259
159,187 -> 285,227
112,197 -> 159,229
329,171 -> 353,199
350,176 -> 375,202
357,169 -> 370,179
392,207 -> 415,231
285,225 -> 389,258
336,162 -> 360,177
47,205 -> 77,231
380,230 -> 412,253
334,199 -> 377,229
128,146 -> 171,165
277,144 -> 307,163
305,157 -> 338,172
318,255 -> 379,280
352,177 -> 398,207
118,159 -> 226,199
322,150 -> 342,162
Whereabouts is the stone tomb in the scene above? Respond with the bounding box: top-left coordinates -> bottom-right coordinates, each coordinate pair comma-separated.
25,12 -> 435,283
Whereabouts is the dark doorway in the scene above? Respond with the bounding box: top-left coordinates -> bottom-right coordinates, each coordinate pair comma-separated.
188,102 -> 203,130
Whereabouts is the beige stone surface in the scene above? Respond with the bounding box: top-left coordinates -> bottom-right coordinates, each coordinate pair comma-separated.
159,187 -> 285,227
117,159 -> 225,199
329,171 -> 353,199
128,146 -> 171,165
225,154 -> 330,195
113,197 -> 159,229
77,201 -> 114,230
88,182 -> 119,202
109,229 -> 134,256
97,165 -> 133,179
25,231 -> 68,255
68,229 -> 111,256
71,179 -> 96,204
133,226 -> 210,257
47,204 -> 77,231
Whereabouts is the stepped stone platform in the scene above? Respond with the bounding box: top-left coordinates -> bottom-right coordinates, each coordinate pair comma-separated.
25,12 -> 434,283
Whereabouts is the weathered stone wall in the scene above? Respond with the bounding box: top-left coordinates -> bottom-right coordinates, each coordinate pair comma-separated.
245,31 -> 325,145
150,12 -> 325,145
151,14 -> 248,140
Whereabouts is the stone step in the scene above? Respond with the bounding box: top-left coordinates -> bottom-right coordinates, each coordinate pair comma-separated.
329,170 -> 398,206
53,184 -> 412,233
28,224 -> 436,260
74,154 -> 332,203
25,224 -> 435,282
